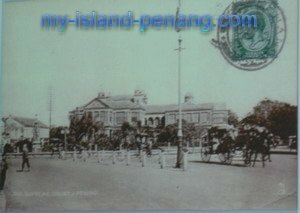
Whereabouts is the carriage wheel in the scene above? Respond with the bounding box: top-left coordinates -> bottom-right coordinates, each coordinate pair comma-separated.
226,153 -> 234,165
200,147 -> 211,162
218,153 -> 227,164
218,152 -> 233,165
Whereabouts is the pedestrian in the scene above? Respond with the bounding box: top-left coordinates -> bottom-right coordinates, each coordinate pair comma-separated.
1,133 -> 10,157
2,143 -> 11,157
21,146 -> 30,172
58,145 -> 62,159
145,137 -> 152,156
0,157 -> 8,191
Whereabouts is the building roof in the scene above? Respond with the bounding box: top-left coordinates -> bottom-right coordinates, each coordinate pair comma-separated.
145,103 -> 226,114
102,99 -> 144,110
70,92 -> 226,114
71,96 -> 145,112
109,95 -> 133,102
9,116 -> 48,128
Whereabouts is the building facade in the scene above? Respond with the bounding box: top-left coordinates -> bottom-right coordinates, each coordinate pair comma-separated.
1,116 -> 49,143
144,93 -> 228,128
69,90 -> 147,134
70,90 -> 229,134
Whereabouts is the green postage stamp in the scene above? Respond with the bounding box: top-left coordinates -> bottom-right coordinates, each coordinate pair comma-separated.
217,0 -> 286,71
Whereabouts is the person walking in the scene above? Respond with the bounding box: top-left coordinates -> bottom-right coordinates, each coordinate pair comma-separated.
145,137 -> 152,157
21,146 -> 30,172
0,157 -> 8,191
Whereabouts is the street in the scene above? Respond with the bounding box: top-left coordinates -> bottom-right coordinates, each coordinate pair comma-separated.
3,153 -> 297,211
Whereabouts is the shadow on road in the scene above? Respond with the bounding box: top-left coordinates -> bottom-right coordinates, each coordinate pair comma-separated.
189,160 -> 247,167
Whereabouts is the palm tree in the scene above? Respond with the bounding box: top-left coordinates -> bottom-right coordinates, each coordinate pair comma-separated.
69,112 -> 104,148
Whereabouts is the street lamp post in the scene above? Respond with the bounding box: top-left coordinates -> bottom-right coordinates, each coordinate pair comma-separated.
174,0 -> 185,168
175,37 -> 184,168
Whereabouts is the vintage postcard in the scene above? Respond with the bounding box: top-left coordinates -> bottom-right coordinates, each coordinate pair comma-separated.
0,0 -> 298,212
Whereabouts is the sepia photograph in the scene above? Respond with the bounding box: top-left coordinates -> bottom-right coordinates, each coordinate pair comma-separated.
0,0 -> 298,212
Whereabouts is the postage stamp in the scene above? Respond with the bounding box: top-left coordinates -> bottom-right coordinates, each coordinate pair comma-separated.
215,0 -> 286,71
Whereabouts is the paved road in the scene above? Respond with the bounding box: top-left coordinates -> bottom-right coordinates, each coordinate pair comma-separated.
2,154 -> 297,211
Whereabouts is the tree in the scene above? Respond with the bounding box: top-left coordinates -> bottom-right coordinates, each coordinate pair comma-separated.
69,112 -> 104,147
121,122 -> 132,135
253,98 -> 285,119
228,110 -> 239,127
156,120 -> 202,146
50,126 -> 66,141
157,124 -> 177,145
241,99 -> 297,140
241,114 -> 266,126
268,104 -> 297,140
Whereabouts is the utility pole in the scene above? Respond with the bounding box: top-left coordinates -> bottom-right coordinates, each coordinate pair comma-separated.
174,0 -> 185,168
48,86 -> 53,143
33,114 -> 40,142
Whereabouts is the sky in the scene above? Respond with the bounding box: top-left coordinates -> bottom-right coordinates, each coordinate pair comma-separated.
1,0 -> 298,126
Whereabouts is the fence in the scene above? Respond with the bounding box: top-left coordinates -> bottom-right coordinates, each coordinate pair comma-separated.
6,146 -> 200,171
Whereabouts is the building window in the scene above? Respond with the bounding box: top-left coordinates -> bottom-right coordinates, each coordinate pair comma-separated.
148,117 -> 154,126
154,118 -> 160,127
168,114 -> 176,124
131,112 -> 139,122
183,113 -> 192,123
94,111 -> 100,121
116,112 -> 126,124
109,112 -> 113,123
200,112 -> 209,123
192,113 -> 199,123
87,111 -> 93,118
99,111 -> 105,122
213,113 -> 224,124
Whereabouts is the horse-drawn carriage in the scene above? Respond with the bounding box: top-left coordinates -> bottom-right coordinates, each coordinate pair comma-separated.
200,126 -> 237,165
200,125 -> 275,167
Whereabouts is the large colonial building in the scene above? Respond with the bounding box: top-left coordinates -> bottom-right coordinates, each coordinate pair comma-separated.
69,90 -> 229,134
69,90 -> 147,134
145,93 -> 228,128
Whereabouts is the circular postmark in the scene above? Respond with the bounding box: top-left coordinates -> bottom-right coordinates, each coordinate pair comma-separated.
216,0 -> 286,71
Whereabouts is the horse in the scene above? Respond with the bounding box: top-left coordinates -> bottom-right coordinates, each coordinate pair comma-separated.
209,125 -> 274,168
245,129 -> 270,167
265,133 -> 276,162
